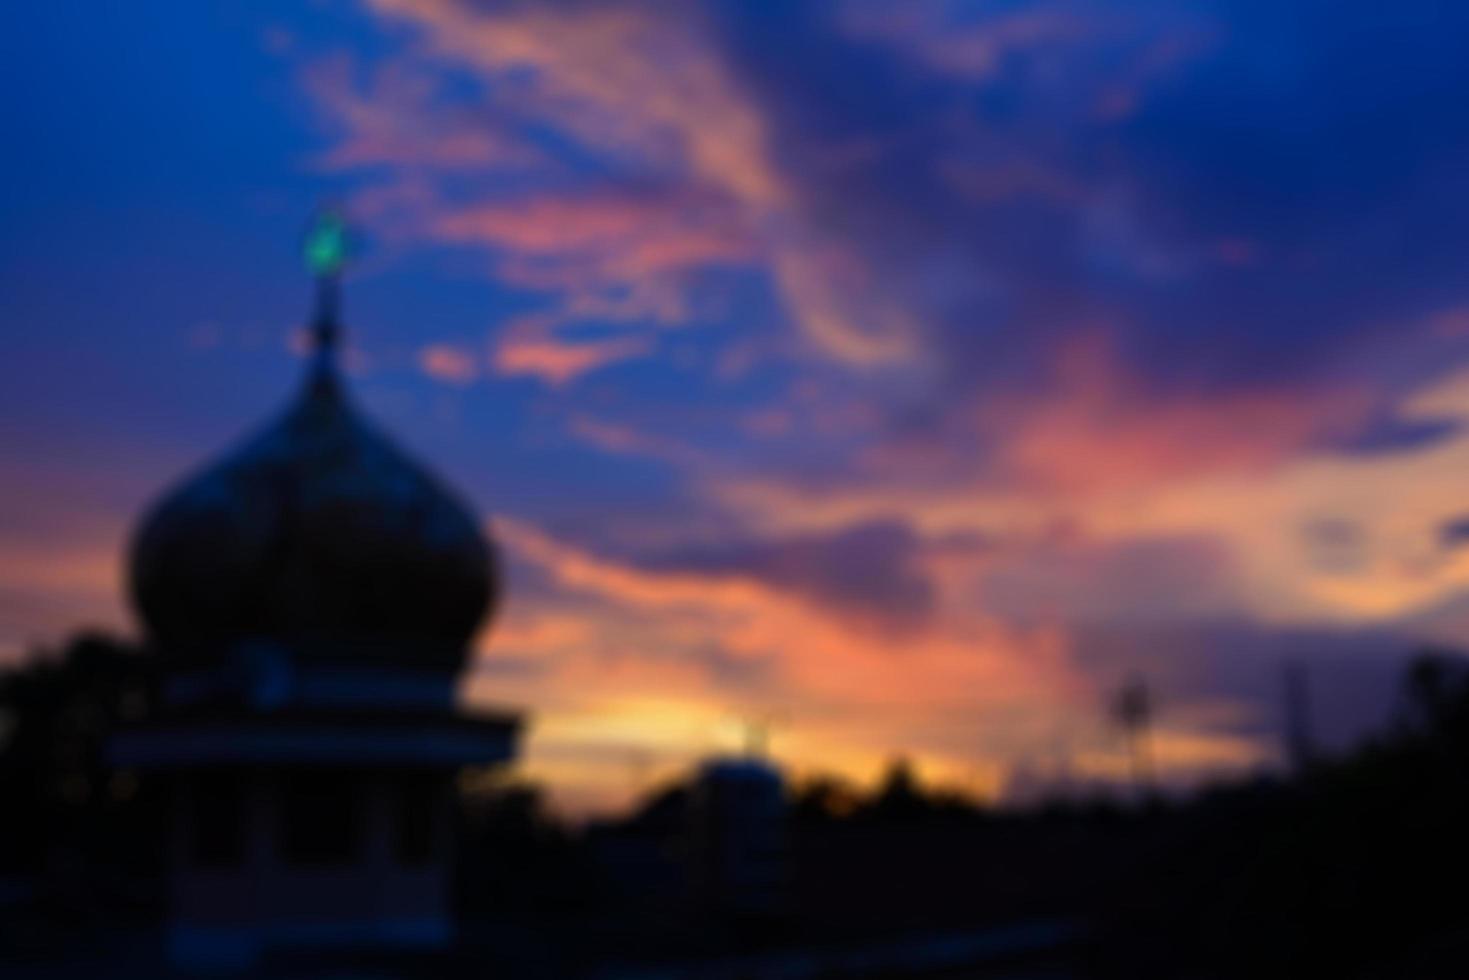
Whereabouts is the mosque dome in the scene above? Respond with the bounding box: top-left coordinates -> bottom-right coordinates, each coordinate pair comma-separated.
129,218 -> 497,672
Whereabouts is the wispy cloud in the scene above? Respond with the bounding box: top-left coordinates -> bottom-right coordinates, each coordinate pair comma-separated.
492,314 -> 650,386
418,342 -> 481,385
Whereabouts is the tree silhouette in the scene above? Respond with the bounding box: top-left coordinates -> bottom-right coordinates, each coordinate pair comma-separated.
1401,647 -> 1468,733
0,632 -> 159,888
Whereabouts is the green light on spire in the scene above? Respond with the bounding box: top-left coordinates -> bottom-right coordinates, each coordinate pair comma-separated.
304,210 -> 351,277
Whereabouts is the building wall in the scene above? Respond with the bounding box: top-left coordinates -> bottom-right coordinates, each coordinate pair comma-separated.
167,768 -> 453,970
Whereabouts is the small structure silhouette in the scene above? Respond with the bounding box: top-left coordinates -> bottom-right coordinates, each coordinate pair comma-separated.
686,751 -> 787,922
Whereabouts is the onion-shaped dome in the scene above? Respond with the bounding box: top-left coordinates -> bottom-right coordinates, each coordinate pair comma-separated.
129,239 -> 497,672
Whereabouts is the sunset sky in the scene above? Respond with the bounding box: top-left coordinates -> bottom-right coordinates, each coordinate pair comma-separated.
6,0 -> 1469,815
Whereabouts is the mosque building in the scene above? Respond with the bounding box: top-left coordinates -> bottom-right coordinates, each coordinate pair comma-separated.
108,214 -> 522,970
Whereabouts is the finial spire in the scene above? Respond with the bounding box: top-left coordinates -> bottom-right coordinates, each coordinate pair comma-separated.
303,208 -> 354,359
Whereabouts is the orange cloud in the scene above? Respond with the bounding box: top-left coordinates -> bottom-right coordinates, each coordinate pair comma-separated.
433,190 -> 756,299
465,518 -> 1123,811
492,316 -> 649,387
0,542 -> 128,664
418,342 -> 481,385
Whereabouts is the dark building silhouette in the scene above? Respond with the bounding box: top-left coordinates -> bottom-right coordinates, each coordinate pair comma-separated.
107,217 -> 521,970
686,756 -> 787,921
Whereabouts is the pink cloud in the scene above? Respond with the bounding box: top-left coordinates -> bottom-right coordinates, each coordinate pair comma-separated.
771,244 -> 920,366
367,0 -> 785,208
1429,305 -> 1469,338
306,0 -> 931,368
990,331 -> 1373,493
492,316 -> 649,387
839,1 -> 1096,81
418,343 -> 481,385
302,52 -> 534,173
978,533 -> 1242,622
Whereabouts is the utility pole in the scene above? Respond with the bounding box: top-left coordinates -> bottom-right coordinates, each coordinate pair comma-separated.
1112,674 -> 1156,802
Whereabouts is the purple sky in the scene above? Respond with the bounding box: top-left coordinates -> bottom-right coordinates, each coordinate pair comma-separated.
5,0 -> 1469,814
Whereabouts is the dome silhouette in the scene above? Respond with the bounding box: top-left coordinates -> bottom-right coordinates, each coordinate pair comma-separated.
130,278 -> 497,673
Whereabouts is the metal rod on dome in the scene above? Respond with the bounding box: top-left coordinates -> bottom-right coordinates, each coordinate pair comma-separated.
304,209 -> 352,361
313,274 -> 340,354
